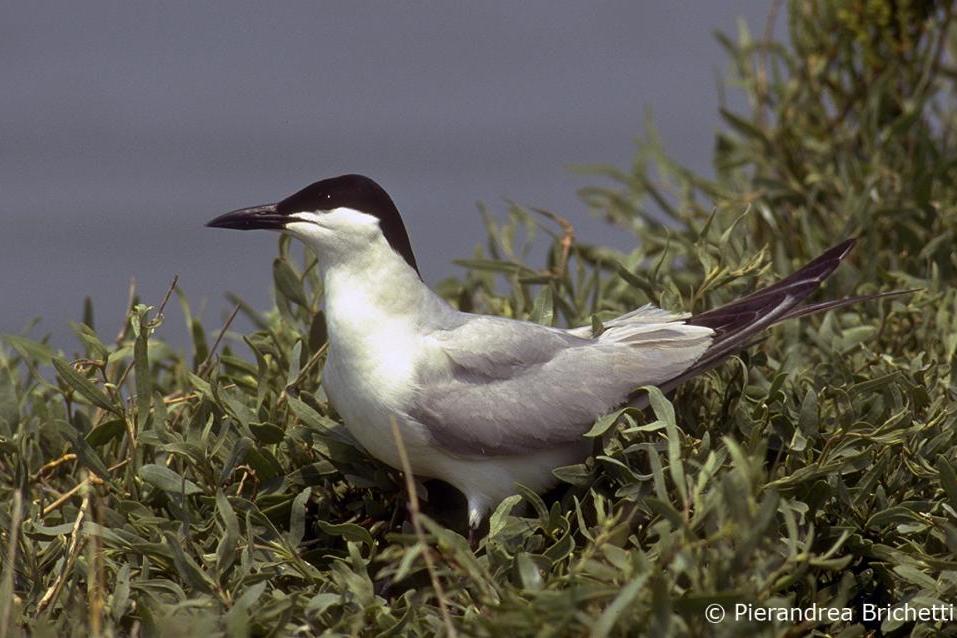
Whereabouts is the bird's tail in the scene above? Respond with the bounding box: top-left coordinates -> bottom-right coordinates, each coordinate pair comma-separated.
654,238 -> 910,393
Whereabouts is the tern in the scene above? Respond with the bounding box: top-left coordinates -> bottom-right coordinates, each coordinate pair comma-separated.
208,174 -> 893,538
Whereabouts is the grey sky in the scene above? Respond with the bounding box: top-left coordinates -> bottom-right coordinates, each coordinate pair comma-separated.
2,2 -> 775,346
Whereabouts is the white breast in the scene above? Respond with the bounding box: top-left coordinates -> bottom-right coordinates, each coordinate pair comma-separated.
319,252 -> 441,471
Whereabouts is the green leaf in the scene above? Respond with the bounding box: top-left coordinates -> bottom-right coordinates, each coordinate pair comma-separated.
163,531 -> 215,593
798,388 -> 818,437
111,564 -> 131,622
516,553 -> 543,591
529,286 -> 554,325
134,324 -> 152,429
24,522 -> 76,537
542,529 -> 575,563
613,262 -> 657,297
552,463 -> 593,486
216,490 -> 240,539
287,487 -> 311,547
641,386 -> 676,428
244,448 -> 284,480
664,411 -> 686,506
82,296 -> 95,329
85,419 -> 126,447
52,358 -> 121,414
317,520 -> 375,550
219,436 -> 253,484
223,580 -> 268,636
273,257 -> 308,307
287,395 -> 334,431
250,423 -> 285,445
720,107 -> 770,146
69,321 -> 108,360
215,490 -> 240,574
0,366 -> 20,432
585,408 -> 627,438
489,495 -> 522,537
516,483 -> 548,523
57,421 -> 112,478
591,572 -> 650,638
2,334 -> 55,364
394,545 -> 424,582
453,259 -> 529,274
309,310 -> 328,353
835,325 -> 877,351
936,456 -> 957,508
287,395 -> 353,444
892,564 -> 937,590
139,464 -> 203,496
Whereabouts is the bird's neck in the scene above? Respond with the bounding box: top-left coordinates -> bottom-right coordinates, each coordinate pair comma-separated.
318,236 -> 448,343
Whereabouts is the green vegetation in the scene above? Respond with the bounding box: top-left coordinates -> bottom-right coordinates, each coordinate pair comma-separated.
2,2 -> 956,635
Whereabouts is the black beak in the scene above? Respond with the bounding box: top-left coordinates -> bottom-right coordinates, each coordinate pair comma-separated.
206,203 -> 289,231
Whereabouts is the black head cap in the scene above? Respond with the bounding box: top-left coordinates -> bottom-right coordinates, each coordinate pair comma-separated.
278,174 -> 419,274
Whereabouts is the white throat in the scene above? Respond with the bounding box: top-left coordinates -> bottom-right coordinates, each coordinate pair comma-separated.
282,207 -> 435,322
290,214 -> 456,471
321,232 -> 432,327
283,211 -> 453,362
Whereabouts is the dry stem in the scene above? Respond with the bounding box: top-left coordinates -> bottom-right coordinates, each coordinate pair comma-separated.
389,417 -> 457,638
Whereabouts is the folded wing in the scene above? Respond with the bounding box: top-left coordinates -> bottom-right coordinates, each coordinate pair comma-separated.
409,239 -> 883,456
410,312 -> 713,456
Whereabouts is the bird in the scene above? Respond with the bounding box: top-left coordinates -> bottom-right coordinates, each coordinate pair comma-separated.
207,173 -> 895,540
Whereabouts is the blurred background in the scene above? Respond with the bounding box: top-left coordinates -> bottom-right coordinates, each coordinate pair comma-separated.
2,2 -> 777,344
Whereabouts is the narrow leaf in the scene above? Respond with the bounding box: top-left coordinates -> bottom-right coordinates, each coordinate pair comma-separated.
139,464 -> 203,496
53,358 -> 120,414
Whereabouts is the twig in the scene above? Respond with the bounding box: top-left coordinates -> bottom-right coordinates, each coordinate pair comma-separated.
160,304 -> 242,440
113,278 -> 137,346
113,361 -> 136,398
37,482 -> 91,614
531,207 -> 576,279
389,417 -> 458,638
87,498 -> 105,635
279,343 -> 329,404
32,453 -> 77,480
234,464 -> 259,498
113,276 -> 178,392
41,459 -> 128,517
197,304 -> 241,377
161,383 -> 237,406
155,275 -> 179,319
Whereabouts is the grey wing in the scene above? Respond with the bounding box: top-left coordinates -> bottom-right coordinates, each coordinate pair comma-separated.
409,311 -> 712,456
410,240 -> 870,457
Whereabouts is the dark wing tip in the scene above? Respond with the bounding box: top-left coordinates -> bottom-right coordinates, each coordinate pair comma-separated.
782,287 -> 919,320
688,238 -> 858,335
827,237 -> 856,261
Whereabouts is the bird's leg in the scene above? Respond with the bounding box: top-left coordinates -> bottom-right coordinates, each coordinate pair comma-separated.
387,490 -> 407,532
468,525 -> 479,551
